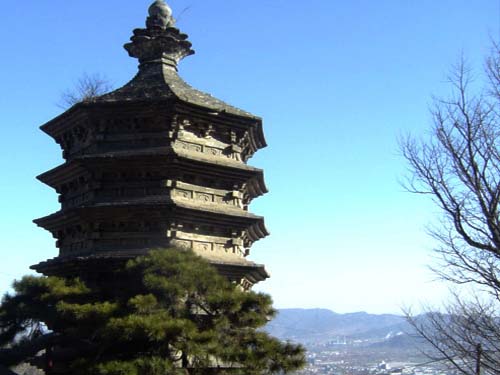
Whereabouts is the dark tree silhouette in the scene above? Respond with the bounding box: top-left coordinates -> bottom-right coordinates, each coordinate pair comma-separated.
0,249 -> 305,375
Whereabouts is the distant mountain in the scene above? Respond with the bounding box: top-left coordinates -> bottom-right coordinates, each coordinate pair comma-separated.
266,308 -> 413,345
367,330 -> 427,350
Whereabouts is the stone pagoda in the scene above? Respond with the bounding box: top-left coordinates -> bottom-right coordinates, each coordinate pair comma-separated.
33,0 -> 269,289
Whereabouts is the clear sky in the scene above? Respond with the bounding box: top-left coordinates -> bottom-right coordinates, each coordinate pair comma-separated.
0,0 -> 498,314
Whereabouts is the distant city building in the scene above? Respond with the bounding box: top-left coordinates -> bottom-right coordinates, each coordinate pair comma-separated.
379,361 -> 390,370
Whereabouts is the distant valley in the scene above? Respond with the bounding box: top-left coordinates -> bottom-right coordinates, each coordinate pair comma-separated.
266,309 -> 448,374
265,308 -> 424,350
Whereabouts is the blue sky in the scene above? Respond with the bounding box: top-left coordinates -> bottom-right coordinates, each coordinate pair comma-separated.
0,1 -> 498,314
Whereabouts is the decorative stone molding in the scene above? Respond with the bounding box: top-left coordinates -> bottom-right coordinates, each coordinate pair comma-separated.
32,0 -> 269,288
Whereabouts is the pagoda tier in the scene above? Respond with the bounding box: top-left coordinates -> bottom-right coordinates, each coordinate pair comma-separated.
36,151 -> 267,209
33,0 -> 269,288
33,202 -> 267,261
40,101 -> 266,163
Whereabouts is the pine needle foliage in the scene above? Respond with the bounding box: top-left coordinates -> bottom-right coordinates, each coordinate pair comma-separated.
0,249 -> 305,375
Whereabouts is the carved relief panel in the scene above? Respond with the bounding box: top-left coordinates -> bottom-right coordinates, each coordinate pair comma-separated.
55,118 -> 94,158
172,117 -> 250,163
165,180 -> 243,209
169,229 -> 246,261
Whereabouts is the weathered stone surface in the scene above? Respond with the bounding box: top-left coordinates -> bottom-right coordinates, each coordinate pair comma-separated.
33,0 -> 269,288
146,0 -> 175,29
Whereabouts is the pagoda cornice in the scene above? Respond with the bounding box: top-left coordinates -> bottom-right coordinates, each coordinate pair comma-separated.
39,102 -> 265,163
33,201 -> 268,241
80,147 -> 265,174
37,151 -> 267,201
210,261 -> 269,285
31,252 -> 269,283
38,152 -> 264,180
36,161 -> 88,188
39,99 -> 263,139
39,104 -> 91,137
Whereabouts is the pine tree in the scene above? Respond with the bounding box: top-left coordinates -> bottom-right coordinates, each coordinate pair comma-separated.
0,249 -> 305,375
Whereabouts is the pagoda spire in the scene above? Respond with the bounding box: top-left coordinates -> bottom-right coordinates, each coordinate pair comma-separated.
146,0 -> 175,29
124,0 -> 194,71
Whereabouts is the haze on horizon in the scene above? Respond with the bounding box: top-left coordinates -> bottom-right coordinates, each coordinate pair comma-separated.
1,0 -> 498,315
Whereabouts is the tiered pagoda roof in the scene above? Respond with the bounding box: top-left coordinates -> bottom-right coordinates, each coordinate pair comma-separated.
33,0 -> 269,288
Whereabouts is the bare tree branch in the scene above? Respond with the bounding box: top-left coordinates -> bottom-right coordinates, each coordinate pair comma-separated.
58,73 -> 113,109
401,44 -> 500,374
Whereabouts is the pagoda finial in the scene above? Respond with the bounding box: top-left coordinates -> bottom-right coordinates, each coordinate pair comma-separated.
146,0 -> 175,29
124,0 -> 194,71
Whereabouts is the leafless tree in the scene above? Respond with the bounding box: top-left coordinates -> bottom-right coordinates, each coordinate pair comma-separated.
58,73 -> 113,108
405,293 -> 500,374
401,45 -> 500,374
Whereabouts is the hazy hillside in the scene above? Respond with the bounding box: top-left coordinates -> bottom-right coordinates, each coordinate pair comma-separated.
266,308 -> 414,345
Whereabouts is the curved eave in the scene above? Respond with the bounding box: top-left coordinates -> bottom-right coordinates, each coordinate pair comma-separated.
246,171 -> 268,200
93,65 -> 261,121
39,102 -> 92,138
40,98 -> 174,138
157,68 -> 262,121
76,146 -> 262,174
38,148 -> 265,194
173,199 -> 263,221
37,161 -> 86,188
34,199 -> 267,241
174,148 -> 264,177
241,118 -> 266,161
247,220 -> 270,243
248,119 -> 267,151
174,90 -> 260,122
30,251 -> 152,275
211,261 -> 269,283
39,99 -> 266,159
31,252 -> 269,283
83,146 -> 265,187
33,210 -> 80,231
173,201 -> 268,242
91,65 -> 268,152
